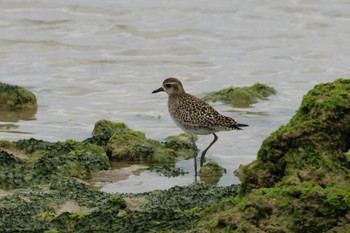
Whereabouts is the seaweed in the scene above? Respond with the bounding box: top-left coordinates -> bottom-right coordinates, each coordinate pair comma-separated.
0,82 -> 37,121
196,78 -> 350,232
203,82 -> 276,107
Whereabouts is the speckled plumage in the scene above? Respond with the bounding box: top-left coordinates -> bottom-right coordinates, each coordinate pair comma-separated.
152,77 -> 248,163
168,89 -> 241,135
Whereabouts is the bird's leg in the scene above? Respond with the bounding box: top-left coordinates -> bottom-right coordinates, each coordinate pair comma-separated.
194,155 -> 198,182
200,133 -> 218,166
190,134 -> 199,179
190,134 -> 199,156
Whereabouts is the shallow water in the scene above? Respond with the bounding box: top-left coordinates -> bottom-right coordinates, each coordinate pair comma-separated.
1,0 -> 350,193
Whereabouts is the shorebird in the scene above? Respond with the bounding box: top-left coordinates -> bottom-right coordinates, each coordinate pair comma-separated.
152,77 -> 248,165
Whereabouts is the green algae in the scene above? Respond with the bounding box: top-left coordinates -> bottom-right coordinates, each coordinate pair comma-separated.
0,181 -> 239,232
0,138 -> 109,189
0,178 -> 111,232
194,78 -> 350,232
107,131 -> 177,163
0,82 -> 37,110
196,181 -> 350,232
203,82 -> 276,107
86,120 -> 194,164
0,82 -> 37,121
199,161 -> 227,185
236,78 -> 350,191
163,133 -> 196,159
92,120 -> 131,138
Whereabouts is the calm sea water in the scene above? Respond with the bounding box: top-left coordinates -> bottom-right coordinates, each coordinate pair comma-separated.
1,0 -> 349,193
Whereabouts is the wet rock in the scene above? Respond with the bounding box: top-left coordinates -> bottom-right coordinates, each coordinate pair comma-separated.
203,82 -> 276,107
199,161 -> 226,185
107,131 -> 177,163
87,120 -> 192,163
236,78 -> 350,191
0,178 -> 239,232
0,138 -> 110,189
163,133 -> 196,159
0,82 -> 37,110
0,82 -> 37,121
196,78 -> 350,232
84,120 -> 131,148
92,120 -> 130,138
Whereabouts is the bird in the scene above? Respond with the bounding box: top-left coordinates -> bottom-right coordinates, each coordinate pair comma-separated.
152,77 -> 248,165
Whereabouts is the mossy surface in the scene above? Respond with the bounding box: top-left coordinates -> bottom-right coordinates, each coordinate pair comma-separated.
199,161 -> 227,185
236,78 -> 350,191
86,120 -> 194,164
0,82 -> 37,121
203,82 -> 276,107
163,133 -> 196,159
0,82 -> 37,110
107,132 -> 177,163
0,139 -> 109,189
195,78 -> 350,232
0,179 -> 239,232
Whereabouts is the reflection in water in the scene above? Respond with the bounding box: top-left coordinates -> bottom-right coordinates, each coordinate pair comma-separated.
0,108 -> 37,122
0,107 -> 37,134
0,124 -> 19,131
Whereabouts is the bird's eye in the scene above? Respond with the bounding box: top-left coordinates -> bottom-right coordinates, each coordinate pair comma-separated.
165,83 -> 172,88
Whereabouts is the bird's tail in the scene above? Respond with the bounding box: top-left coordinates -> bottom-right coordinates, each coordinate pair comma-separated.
232,123 -> 249,130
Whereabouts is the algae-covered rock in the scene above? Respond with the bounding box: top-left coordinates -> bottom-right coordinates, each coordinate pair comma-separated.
0,82 -> 37,121
236,78 -> 350,191
92,120 -> 130,138
199,161 -> 226,185
84,120 -> 132,148
163,133 -> 196,159
0,82 -> 37,110
0,178 -> 112,232
195,78 -> 350,232
203,82 -> 276,107
107,131 -> 176,163
87,120 -> 189,163
0,138 -> 110,188
197,181 -> 350,232
0,178 -> 239,232
49,183 -> 239,232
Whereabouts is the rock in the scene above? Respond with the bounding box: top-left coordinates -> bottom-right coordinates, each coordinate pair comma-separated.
92,120 -> 130,138
203,82 -> 276,107
235,78 -> 350,191
163,133 -> 196,159
87,120 -> 192,163
196,78 -> 350,232
199,161 -> 226,184
107,131 -> 176,163
0,82 -> 37,110
0,82 -> 37,121
0,138 -> 110,189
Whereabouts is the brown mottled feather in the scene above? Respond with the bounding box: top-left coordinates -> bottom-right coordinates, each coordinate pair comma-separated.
154,77 -> 247,135
168,93 -> 239,134
152,77 -> 248,159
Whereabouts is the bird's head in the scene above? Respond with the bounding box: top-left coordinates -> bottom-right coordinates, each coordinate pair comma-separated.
152,77 -> 185,95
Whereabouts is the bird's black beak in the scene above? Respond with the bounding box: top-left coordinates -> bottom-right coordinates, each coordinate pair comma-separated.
152,87 -> 164,94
